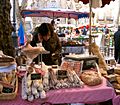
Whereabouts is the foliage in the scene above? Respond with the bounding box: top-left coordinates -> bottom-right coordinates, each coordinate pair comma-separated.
0,0 -> 15,57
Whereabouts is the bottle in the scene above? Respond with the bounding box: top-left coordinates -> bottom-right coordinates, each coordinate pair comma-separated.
109,37 -> 112,47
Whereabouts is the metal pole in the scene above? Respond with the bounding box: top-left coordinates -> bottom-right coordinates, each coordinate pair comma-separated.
89,0 -> 92,55
12,0 -> 18,48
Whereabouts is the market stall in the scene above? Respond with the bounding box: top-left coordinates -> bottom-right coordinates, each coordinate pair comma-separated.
0,3 -> 117,105
0,74 -> 116,105
0,48 -> 117,105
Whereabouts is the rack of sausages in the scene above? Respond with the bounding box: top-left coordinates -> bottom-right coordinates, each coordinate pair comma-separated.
48,68 -> 84,89
21,65 -> 46,102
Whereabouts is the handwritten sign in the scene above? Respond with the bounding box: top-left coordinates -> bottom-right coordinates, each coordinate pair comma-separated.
2,86 -> 13,93
31,73 -> 41,80
57,70 -> 68,79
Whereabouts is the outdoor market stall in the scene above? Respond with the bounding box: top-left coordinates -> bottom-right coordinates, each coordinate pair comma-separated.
0,4 -> 116,105
0,48 -> 117,105
0,47 -> 117,104
0,63 -> 118,105
0,73 -> 116,105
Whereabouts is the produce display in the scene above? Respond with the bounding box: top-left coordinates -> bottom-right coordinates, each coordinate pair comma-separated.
61,40 -> 82,46
21,62 -> 84,102
0,51 -> 18,100
105,65 -> 120,94
0,46 -> 107,101
0,70 -> 17,93
21,64 -> 46,101
48,68 -> 84,89
60,59 -> 102,86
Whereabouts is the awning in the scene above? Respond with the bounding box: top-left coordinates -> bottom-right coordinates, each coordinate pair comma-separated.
21,9 -> 89,19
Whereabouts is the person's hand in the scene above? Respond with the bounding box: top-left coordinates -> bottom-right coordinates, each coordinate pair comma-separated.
52,53 -> 55,56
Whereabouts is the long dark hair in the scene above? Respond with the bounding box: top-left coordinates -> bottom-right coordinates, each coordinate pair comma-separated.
30,27 -> 39,47
37,23 -> 54,36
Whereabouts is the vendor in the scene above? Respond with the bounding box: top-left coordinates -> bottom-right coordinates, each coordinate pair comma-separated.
31,23 -> 62,66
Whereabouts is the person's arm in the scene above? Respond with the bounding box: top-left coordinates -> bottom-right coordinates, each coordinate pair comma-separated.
53,35 -> 62,56
30,33 -> 39,47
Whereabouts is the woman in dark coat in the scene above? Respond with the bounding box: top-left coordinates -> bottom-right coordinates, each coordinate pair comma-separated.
31,23 -> 62,66
114,25 -> 120,63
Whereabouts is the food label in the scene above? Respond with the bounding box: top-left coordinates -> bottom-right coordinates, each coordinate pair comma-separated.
2,86 -> 13,93
31,73 -> 41,80
57,70 -> 68,79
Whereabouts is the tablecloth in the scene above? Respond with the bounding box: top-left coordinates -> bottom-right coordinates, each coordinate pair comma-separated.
0,78 -> 116,105
113,95 -> 120,105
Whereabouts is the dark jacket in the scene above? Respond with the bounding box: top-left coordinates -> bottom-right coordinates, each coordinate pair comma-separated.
114,28 -> 120,51
31,33 -> 62,66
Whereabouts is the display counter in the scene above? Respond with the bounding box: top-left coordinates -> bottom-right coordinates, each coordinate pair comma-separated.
65,54 -> 99,64
0,77 -> 116,105
62,45 -> 85,54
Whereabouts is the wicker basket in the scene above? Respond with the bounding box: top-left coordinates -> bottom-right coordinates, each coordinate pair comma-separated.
0,76 -> 18,100
0,56 -> 15,66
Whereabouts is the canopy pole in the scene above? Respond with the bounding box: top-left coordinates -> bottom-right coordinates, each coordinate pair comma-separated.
89,0 -> 92,55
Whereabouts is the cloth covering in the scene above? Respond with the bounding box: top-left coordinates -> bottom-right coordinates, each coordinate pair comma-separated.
0,64 -> 16,72
0,77 -> 116,105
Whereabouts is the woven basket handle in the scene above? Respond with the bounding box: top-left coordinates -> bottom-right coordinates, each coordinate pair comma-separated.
95,62 -> 101,76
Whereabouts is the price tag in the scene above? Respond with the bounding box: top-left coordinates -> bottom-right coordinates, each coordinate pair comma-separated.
2,87 -> 13,93
57,70 -> 68,79
31,73 -> 41,80
107,68 -> 114,75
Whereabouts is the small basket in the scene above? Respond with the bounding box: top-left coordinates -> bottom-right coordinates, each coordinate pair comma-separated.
0,76 -> 18,100
80,63 -> 102,86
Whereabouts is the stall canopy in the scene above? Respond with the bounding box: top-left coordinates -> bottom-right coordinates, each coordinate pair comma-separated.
21,9 -> 89,19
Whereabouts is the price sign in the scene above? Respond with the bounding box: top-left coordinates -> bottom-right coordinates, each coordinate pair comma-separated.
57,70 -> 68,79
2,87 -> 13,93
31,73 -> 41,80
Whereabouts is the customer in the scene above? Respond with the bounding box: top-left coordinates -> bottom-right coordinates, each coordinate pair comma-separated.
31,23 -> 62,66
114,25 -> 120,64
75,28 -> 80,36
82,26 -> 87,35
